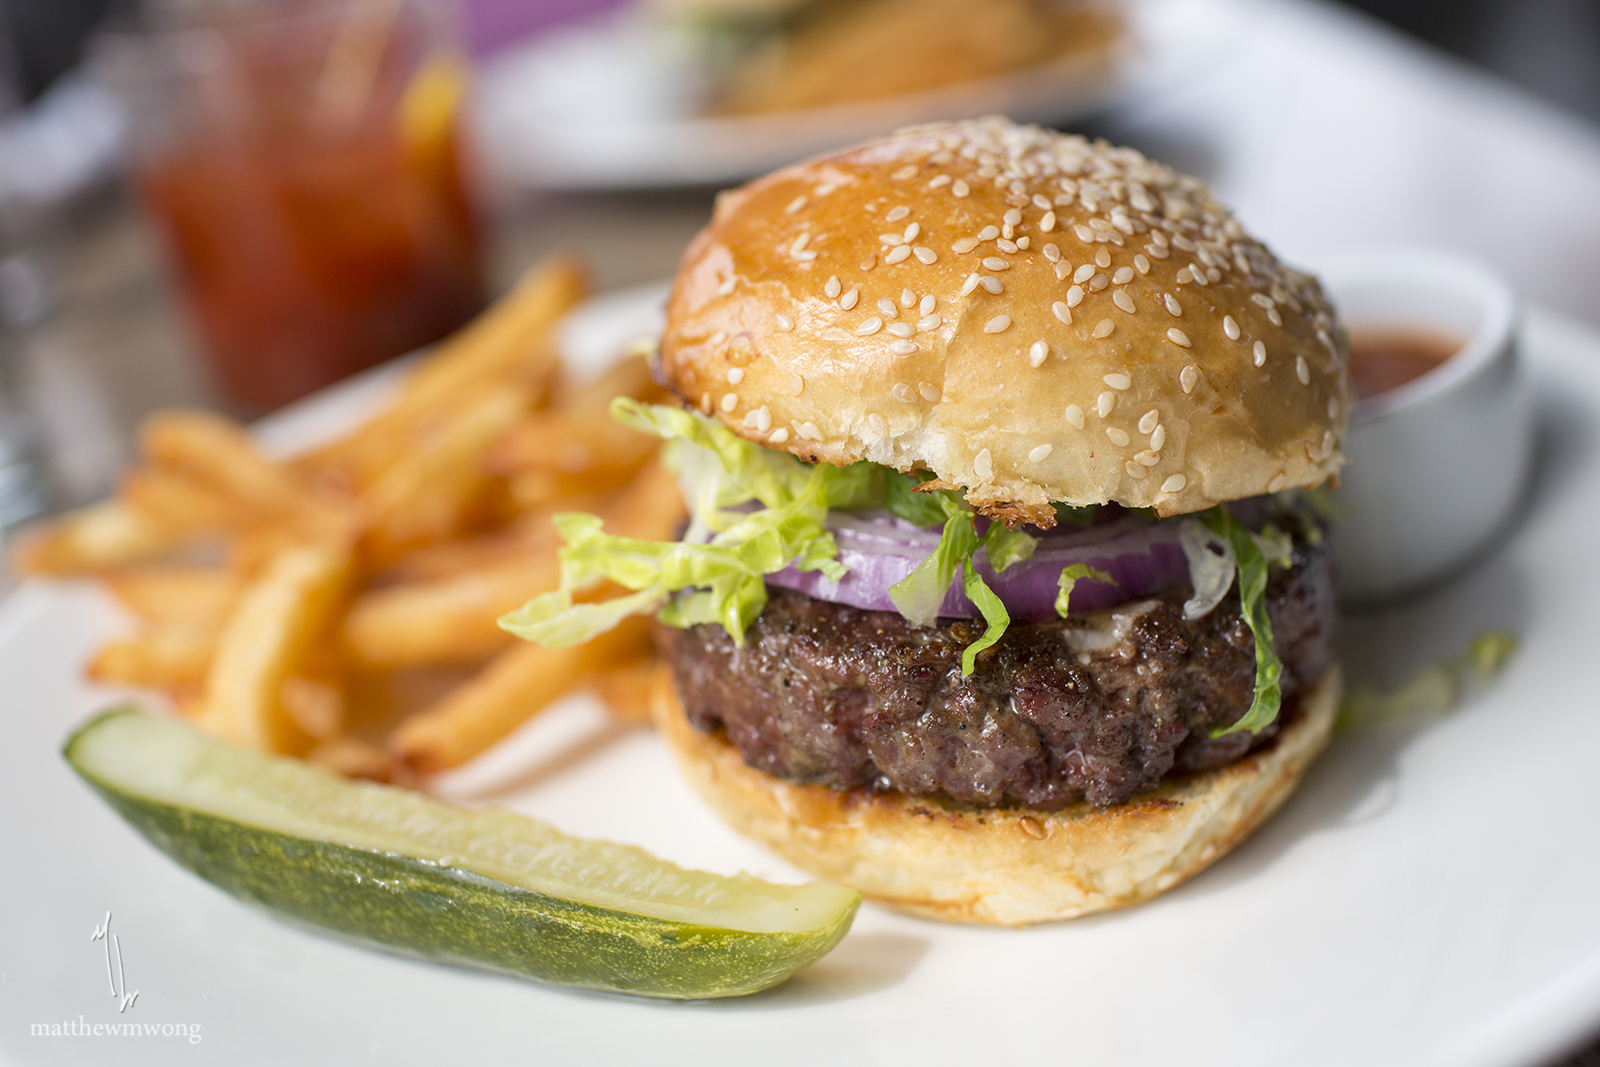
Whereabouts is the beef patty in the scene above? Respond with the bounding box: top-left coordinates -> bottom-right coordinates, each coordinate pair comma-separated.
660,534 -> 1336,810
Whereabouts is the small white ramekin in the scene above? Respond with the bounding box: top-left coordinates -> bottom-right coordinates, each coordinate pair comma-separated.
1318,248 -> 1532,607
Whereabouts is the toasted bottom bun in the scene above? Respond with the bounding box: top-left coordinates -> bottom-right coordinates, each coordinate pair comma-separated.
653,665 -> 1341,925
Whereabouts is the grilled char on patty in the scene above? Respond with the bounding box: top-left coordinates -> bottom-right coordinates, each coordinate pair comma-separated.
661,533 -> 1336,810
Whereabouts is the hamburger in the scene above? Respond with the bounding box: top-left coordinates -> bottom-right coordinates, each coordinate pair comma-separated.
503,117 -> 1349,925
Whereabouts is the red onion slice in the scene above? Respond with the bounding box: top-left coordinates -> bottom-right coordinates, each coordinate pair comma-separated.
767,511 -> 1191,619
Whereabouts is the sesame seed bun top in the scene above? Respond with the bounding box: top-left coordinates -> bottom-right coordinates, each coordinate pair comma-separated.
659,117 -> 1350,525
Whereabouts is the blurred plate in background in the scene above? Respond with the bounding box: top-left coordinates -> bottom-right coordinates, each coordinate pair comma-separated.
474,0 -> 1214,190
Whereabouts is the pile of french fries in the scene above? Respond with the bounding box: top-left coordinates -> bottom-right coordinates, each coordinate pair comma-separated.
15,256 -> 684,780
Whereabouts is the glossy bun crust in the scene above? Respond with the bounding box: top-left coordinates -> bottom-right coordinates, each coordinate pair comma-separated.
660,118 -> 1350,524
654,666 -> 1340,925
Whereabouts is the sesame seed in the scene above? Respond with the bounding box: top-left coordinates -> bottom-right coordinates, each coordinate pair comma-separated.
1074,224 -> 1095,243
1150,424 -> 1166,450
953,237 -> 979,254
903,223 -> 920,242
1028,443 -> 1052,463
1043,244 -> 1061,263
1253,340 -> 1267,366
709,331 -> 727,346
876,297 -> 898,318
889,339 -> 919,355
792,233 -> 811,254
785,195 -> 808,214
1041,211 -> 1056,232
1134,254 -> 1151,274
1107,427 -> 1131,446
1296,355 -> 1311,384
960,273 -> 981,296
770,427 -> 790,444
891,165 -> 918,180
1055,261 -> 1072,280
952,180 -> 970,197
996,239 -> 1018,253
1052,301 -> 1072,325
919,382 -> 941,402
867,413 -> 886,436
885,245 -> 912,264
721,393 -> 738,413
755,406 -> 772,432
928,175 -> 952,189
815,183 -> 835,195
791,374 -> 804,395
886,206 -> 911,222
824,275 -> 841,299
1065,404 -> 1086,429
775,313 -> 794,331
1251,293 -> 1275,309
983,257 -> 1010,271
1138,409 -> 1159,434
1163,294 -> 1182,317
1175,266 -> 1194,285
1096,392 -> 1116,417
840,287 -> 859,311
1095,248 -> 1111,269
974,448 -> 994,479
1268,472 -> 1287,492
1032,195 -> 1051,210
1088,274 -> 1109,292
880,234 -> 904,246
1103,373 -> 1131,390
1135,450 -> 1160,466
718,279 -> 735,296
977,225 -> 1000,241
901,288 -> 916,307
1144,243 -> 1170,260
1180,366 -> 1198,394
984,314 -> 1012,334
920,294 -> 936,315
1073,264 -> 1096,283
1029,340 -> 1049,367
1112,290 -> 1135,313
1066,286 -> 1084,308
1268,308 -> 1282,327
1113,267 -> 1134,285
1167,327 -> 1192,348
856,317 -> 883,336
979,277 -> 1004,294
861,254 -> 877,271
1003,208 -> 1022,226
728,368 -> 745,384
1125,461 -> 1147,479
1161,474 -> 1186,492
1222,314 -> 1240,340
887,322 -> 914,338
798,421 -> 823,441
918,313 -> 942,331
913,246 -> 937,264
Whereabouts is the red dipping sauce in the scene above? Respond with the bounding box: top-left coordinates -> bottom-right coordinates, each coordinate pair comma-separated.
1347,327 -> 1463,401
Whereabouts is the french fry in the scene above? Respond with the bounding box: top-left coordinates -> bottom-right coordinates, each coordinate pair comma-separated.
12,499 -> 188,576
104,566 -> 245,625
198,541 -> 354,754
120,466 -> 259,531
586,658 -> 661,726
307,256 -> 587,485
87,623 -> 217,689
489,409 -> 660,480
358,386 -> 534,564
390,615 -> 652,775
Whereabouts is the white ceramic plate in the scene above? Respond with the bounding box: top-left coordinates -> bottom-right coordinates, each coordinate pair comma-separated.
3,290 -> 1599,1067
474,0 -> 1219,190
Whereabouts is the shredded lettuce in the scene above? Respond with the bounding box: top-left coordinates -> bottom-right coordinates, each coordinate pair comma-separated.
888,507 -> 975,627
984,524 -> 1038,573
1200,507 -> 1283,736
960,556 -> 1009,675
1054,563 -> 1116,618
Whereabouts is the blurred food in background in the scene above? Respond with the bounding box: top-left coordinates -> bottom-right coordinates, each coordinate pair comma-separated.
660,0 -> 1123,115
476,0 -> 1127,189
96,0 -> 487,413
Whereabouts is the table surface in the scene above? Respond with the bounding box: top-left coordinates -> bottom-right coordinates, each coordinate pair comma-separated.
3,0 -> 1598,1062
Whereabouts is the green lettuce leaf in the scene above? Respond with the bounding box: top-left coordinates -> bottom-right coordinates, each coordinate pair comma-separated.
983,524 -> 1038,573
888,510 -> 976,627
1054,563 -> 1116,617
1201,507 -> 1283,736
960,557 -> 1009,675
